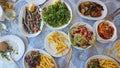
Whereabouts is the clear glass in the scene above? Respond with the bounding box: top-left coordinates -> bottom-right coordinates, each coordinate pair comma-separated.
0,22 -> 7,36
4,9 -> 16,21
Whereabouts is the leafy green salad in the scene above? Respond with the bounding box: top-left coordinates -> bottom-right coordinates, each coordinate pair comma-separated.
42,1 -> 71,27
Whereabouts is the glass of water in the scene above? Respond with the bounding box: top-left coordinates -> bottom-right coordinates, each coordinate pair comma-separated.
4,9 -> 16,21
0,22 -> 7,36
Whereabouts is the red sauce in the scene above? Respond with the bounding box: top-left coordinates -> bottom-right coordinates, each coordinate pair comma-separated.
98,21 -> 114,39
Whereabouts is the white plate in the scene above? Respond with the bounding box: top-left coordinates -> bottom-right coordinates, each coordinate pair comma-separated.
85,55 -> 120,68
42,0 -> 72,30
44,31 -> 71,57
0,35 -> 25,63
25,0 -> 46,5
19,4 -> 44,37
68,22 -> 96,50
23,49 -> 57,68
110,39 -> 120,62
93,20 -> 117,43
76,0 -> 107,20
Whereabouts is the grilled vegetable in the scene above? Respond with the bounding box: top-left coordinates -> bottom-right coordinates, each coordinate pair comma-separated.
78,1 -> 104,17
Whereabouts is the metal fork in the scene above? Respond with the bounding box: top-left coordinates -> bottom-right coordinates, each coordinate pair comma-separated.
104,8 -> 120,21
38,0 -> 49,11
6,51 -> 20,68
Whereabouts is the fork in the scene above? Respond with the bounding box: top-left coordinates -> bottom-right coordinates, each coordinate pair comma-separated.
104,8 -> 120,21
38,0 -> 49,11
6,51 -> 20,68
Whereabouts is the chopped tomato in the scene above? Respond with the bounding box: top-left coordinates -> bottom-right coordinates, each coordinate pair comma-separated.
31,51 -> 36,55
97,13 -> 102,17
34,28 -> 39,33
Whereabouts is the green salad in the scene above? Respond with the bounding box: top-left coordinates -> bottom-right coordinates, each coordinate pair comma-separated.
42,1 -> 71,27
70,24 -> 96,49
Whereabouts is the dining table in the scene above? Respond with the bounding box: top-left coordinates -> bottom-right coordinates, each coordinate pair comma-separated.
0,0 -> 120,68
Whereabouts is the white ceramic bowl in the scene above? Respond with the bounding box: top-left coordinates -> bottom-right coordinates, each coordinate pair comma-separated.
68,22 -> 96,50
85,55 -> 120,68
110,39 -> 120,62
76,0 -> 107,20
93,20 -> 117,43
19,4 -> 44,37
42,0 -> 72,30
44,31 -> 71,57
23,49 -> 57,68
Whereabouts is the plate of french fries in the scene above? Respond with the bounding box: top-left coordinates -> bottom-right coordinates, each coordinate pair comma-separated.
23,49 -> 57,68
44,31 -> 71,57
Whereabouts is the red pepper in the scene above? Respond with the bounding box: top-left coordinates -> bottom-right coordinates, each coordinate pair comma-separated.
37,14 -> 41,19
31,51 -> 36,55
34,28 -> 39,33
97,13 -> 102,17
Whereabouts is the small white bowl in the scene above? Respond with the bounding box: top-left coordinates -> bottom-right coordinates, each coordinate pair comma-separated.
93,20 -> 117,43
110,39 -> 120,62
23,49 -> 57,68
85,55 -> 120,68
76,0 -> 107,20
42,1 -> 72,30
68,22 -> 96,50
44,31 -> 71,57
19,4 -> 44,37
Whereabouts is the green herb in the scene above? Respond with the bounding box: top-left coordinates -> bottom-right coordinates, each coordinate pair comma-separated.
0,51 -> 10,61
89,59 -> 101,68
42,1 -> 71,27
0,46 -> 18,61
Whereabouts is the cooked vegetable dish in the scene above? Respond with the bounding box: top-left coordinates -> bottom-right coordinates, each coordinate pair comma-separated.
87,58 -> 119,68
22,4 -> 41,34
70,24 -> 96,49
98,21 -> 114,39
42,1 -> 71,27
78,1 -> 104,17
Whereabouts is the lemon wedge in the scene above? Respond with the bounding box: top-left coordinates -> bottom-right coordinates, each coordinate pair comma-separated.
53,0 -> 60,4
28,4 -> 35,12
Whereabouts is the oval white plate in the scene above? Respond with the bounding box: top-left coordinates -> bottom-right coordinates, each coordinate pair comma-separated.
0,35 -> 25,63
76,0 -> 107,20
19,4 -> 44,37
93,20 -> 117,43
25,0 -> 46,5
85,55 -> 120,68
68,22 -> 96,50
44,31 -> 71,57
42,0 -> 72,30
23,49 -> 57,68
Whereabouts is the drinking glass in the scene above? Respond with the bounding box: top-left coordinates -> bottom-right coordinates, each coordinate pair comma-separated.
0,22 -> 8,36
